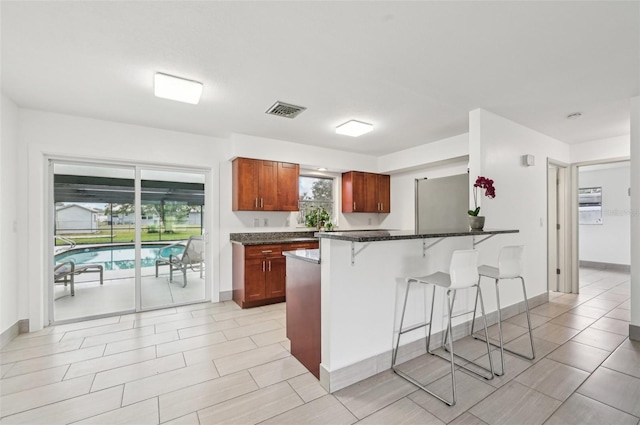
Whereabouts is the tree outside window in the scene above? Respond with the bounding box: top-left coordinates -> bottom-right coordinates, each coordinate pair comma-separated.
298,176 -> 334,226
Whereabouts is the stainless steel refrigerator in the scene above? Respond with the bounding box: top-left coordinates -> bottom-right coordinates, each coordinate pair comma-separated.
415,174 -> 469,232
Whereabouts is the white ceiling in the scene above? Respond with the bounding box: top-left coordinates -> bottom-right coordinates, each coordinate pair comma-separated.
2,1 -> 638,156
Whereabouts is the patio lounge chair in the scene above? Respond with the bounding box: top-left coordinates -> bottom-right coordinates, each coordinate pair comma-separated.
155,236 -> 204,288
54,261 -> 104,296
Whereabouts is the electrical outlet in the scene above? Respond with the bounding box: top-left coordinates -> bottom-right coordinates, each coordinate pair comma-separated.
253,218 -> 260,227
368,218 -> 372,225
263,218 -> 269,227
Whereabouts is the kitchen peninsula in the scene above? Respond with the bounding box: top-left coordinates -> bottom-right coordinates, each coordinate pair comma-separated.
314,228 -> 519,392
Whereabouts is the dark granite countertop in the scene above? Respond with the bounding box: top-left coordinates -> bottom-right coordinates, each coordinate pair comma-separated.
230,231 -> 318,246
283,248 -> 321,264
315,228 -> 519,242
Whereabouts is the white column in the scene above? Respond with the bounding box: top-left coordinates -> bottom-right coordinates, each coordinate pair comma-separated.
630,96 -> 640,340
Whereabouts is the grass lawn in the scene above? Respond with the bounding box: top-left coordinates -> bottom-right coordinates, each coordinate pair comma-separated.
55,226 -> 201,245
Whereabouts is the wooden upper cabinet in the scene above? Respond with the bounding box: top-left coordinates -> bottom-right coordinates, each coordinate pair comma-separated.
377,174 -> 391,213
232,157 -> 260,211
277,162 -> 300,211
342,171 -> 391,213
232,157 -> 300,211
259,160 -> 278,211
341,171 -> 365,213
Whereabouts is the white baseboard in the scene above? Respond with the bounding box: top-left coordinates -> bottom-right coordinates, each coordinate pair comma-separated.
1,319 -> 29,350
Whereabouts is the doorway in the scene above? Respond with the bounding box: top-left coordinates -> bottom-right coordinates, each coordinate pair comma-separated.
576,160 -> 631,288
51,161 -> 209,323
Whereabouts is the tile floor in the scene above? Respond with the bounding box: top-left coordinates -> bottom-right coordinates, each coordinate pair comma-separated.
1,268 -> 638,425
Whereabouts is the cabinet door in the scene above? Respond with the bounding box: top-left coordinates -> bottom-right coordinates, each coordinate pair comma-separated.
277,162 -> 300,211
245,258 -> 266,301
259,161 -> 278,211
265,256 -> 286,298
364,173 -> 378,212
232,158 -> 260,211
342,171 -> 366,212
377,174 -> 391,213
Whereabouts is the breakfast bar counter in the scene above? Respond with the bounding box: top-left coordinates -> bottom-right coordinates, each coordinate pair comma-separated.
314,228 -> 519,392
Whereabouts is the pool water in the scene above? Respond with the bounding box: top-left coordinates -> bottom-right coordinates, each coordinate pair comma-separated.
55,244 -> 185,271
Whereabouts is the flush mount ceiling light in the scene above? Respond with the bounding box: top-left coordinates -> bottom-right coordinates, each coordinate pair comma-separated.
335,120 -> 373,137
567,112 -> 582,120
154,72 -> 203,104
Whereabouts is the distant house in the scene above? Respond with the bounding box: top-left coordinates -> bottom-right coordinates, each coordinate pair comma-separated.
55,204 -> 100,234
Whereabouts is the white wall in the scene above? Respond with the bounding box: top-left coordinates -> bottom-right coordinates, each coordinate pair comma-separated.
1,94 -> 21,335
469,109 -> 571,305
579,164 -> 631,265
570,135 -> 630,164
377,133 -> 469,174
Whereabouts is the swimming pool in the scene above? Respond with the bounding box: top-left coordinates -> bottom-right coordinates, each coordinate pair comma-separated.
55,244 -> 185,270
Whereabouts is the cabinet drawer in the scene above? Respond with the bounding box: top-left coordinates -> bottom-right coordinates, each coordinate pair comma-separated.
284,242 -> 319,251
245,244 -> 283,259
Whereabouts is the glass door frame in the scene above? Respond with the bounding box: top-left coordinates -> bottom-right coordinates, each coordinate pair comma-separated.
48,158 -> 213,325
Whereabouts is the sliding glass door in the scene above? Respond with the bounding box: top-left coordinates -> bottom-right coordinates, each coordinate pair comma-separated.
51,161 -> 208,323
139,169 -> 206,309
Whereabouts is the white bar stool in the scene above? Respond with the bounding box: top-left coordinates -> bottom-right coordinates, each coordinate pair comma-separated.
392,249 -> 494,406
471,245 -> 535,376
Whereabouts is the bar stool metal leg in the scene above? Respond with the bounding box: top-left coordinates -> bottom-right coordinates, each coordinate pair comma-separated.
393,281 -> 458,406
441,285 -> 495,379
471,275 -> 536,371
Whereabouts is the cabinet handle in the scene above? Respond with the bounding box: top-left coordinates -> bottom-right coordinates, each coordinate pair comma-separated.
262,260 -> 265,272
260,198 -> 264,208
255,198 -> 258,208
353,202 -> 356,211
261,250 -> 272,254
268,260 -> 271,272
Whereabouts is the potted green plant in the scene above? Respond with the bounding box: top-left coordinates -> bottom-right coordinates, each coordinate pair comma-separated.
305,206 -> 331,230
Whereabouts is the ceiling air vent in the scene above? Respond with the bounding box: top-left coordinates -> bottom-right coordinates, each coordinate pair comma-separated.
265,101 -> 306,119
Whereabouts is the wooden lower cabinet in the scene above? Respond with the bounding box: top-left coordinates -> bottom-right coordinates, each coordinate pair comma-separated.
232,241 -> 318,308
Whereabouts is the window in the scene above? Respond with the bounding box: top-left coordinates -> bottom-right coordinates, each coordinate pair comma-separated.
579,187 -> 602,225
298,176 -> 334,226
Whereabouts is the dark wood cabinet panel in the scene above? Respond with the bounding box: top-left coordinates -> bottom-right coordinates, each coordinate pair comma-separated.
342,171 -> 391,213
377,174 -> 391,213
233,240 -> 318,308
265,256 -> 286,298
232,157 -> 300,211
286,257 -> 321,378
259,160 -> 278,211
277,162 -> 300,211
245,258 -> 266,301
232,157 -> 260,211
341,171 -> 366,213
363,172 -> 378,212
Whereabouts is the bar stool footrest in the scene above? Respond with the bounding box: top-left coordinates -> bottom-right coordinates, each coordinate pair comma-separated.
399,321 -> 430,335
471,334 -> 536,361
434,348 -> 495,380
392,367 -> 455,406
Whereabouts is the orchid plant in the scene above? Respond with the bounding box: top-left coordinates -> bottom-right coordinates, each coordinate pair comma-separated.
468,176 -> 496,216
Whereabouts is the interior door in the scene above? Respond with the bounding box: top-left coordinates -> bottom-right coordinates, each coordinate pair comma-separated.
548,166 -> 559,292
